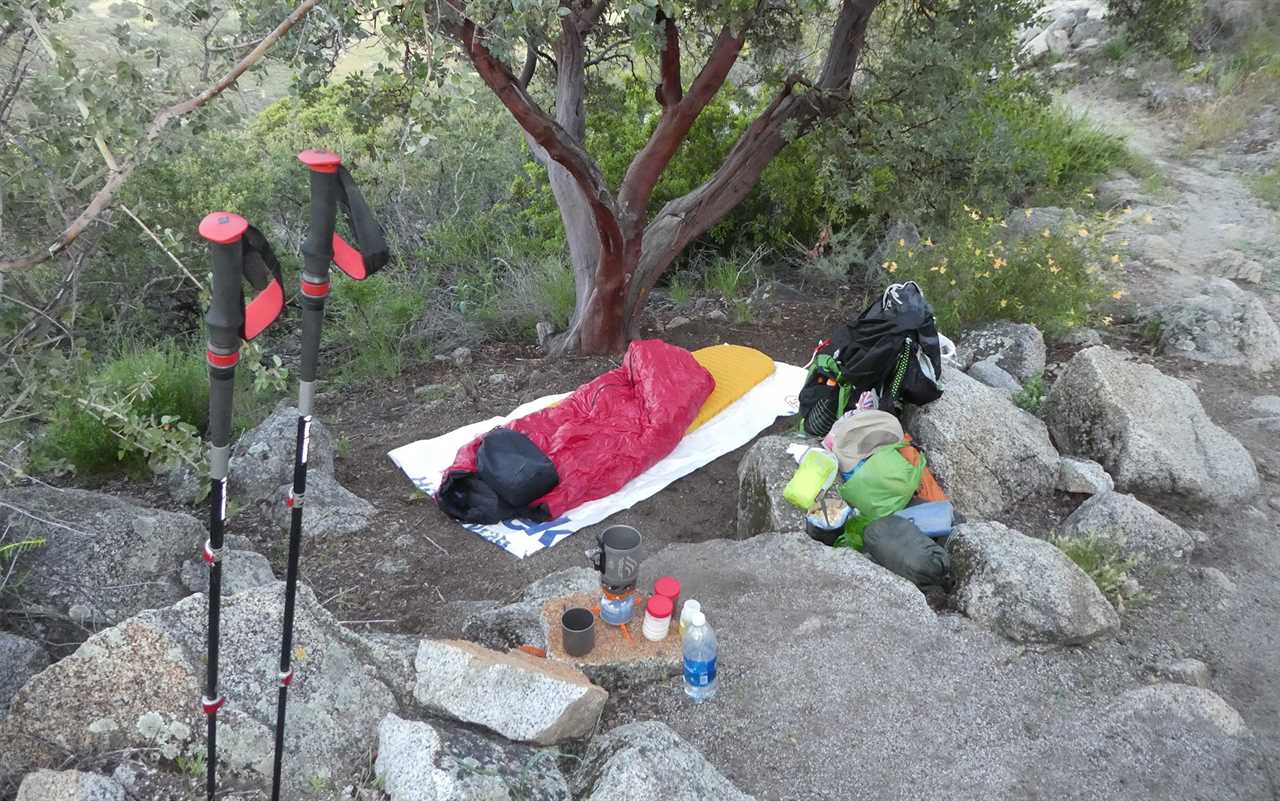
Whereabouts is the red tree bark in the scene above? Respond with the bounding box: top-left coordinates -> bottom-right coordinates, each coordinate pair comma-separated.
450,0 -> 882,353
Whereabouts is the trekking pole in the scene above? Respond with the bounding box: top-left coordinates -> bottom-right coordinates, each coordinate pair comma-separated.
270,150 -> 388,801
199,212 -> 285,801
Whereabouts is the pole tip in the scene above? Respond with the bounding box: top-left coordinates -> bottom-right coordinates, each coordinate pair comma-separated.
298,149 -> 342,173
198,212 -> 249,245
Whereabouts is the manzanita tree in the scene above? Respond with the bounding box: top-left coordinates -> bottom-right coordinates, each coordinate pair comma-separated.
369,0 -> 885,353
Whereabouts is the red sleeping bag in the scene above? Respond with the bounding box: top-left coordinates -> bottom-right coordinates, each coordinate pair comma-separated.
440,339 -> 714,520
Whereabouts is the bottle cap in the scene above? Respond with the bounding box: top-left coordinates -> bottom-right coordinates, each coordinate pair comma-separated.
646,594 -> 673,618
682,599 -> 701,617
654,575 -> 680,599
688,610 -> 706,628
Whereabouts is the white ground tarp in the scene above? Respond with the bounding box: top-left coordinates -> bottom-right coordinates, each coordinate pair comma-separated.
388,361 -> 805,557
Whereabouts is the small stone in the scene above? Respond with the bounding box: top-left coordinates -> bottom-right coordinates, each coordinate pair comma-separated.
1249,395 -> 1280,417
488,372 -> 510,386
1123,66 -> 1138,80
413,383 -> 453,400
736,434 -> 810,538
1056,457 -> 1115,496
450,347 -> 473,367
1119,575 -> 1142,597
968,358 -> 1022,394
1152,657 -> 1211,688
0,632 -> 49,718
68,604 -> 93,624
1058,328 -> 1104,348
665,316 -> 692,331
536,321 -> 555,348
707,309 -> 728,322
16,770 -> 125,801
1270,497 -> 1280,512
267,473 -> 374,537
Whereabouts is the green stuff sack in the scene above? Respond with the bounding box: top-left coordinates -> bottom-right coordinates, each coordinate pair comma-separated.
836,442 -> 925,550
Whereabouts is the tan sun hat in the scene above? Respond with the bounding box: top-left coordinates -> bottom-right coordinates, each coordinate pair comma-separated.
825,410 -> 904,473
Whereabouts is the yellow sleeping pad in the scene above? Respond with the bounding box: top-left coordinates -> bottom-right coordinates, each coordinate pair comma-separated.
687,344 -> 776,432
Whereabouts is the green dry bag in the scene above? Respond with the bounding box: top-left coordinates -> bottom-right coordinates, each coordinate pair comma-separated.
836,441 -> 925,550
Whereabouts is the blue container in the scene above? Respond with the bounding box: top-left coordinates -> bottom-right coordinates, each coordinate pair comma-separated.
892,500 -> 954,539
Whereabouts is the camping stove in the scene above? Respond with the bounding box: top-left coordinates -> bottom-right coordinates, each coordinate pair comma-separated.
599,582 -> 639,626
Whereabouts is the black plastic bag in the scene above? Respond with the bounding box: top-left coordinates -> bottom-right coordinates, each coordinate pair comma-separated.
863,515 -> 951,590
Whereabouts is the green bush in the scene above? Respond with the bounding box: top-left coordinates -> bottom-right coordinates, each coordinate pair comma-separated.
879,209 -> 1117,336
1012,372 -> 1047,414
1106,0 -> 1202,58
39,344 -> 208,474
1052,533 -> 1144,610
1250,163 -> 1280,209
330,272 -> 429,384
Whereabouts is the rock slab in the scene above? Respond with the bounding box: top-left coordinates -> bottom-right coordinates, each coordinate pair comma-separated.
375,713 -> 570,801
180,548 -> 275,595
230,401 -> 335,505
1058,492 -> 1194,562
626,533 -> 1271,800
905,369 -> 1059,518
967,358 -> 1022,394
736,434 -> 809,538
958,321 -> 1047,382
16,770 -> 124,801
0,633 -> 48,719
1044,346 -> 1259,505
0,486 -> 202,623
267,471 -> 375,537
570,721 -> 755,801
950,521 -> 1119,644
1154,278 -> 1280,373
413,639 -> 606,745
0,583 -> 402,798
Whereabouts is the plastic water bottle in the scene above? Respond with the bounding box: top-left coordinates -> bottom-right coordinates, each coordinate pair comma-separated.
682,610 -> 718,702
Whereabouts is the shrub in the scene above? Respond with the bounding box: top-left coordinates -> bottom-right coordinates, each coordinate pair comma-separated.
1106,0 -> 1202,58
1013,372 -> 1047,414
1250,164 -> 1280,209
38,343 -> 208,474
330,272 -> 429,384
1052,533 -> 1143,610
879,208 -> 1117,336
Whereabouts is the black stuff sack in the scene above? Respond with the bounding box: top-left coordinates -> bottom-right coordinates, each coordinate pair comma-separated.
863,515 -> 951,591
438,427 -> 557,524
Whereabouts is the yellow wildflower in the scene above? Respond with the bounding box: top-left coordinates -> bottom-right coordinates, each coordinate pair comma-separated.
1077,227 -> 1089,238
1049,264 -> 1061,274
1110,254 -> 1122,264
1042,228 -> 1052,239
1111,289 -> 1126,300
898,238 -> 906,248
999,299 -> 1008,309
924,238 -> 934,247
907,250 -> 915,257
969,210 -> 981,221
884,260 -> 898,273
975,247 -> 983,257
1024,208 -> 1033,219
992,256 -> 1007,269
1102,315 -> 1114,326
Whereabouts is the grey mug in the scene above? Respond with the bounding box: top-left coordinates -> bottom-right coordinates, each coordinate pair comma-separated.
561,607 -> 595,657
591,525 -> 642,590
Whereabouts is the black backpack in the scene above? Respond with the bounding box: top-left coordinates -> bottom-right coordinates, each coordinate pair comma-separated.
799,282 -> 943,436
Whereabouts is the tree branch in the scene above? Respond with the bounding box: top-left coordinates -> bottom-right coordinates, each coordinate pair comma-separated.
518,35 -> 538,88
578,0 -> 610,32
624,0 -> 882,313
460,19 -> 623,255
0,0 -> 320,273
655,12 -> 681,108
616,19 -> 750,226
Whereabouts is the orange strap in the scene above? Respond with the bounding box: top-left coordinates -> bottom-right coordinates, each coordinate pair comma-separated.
902,435 -> 948,502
